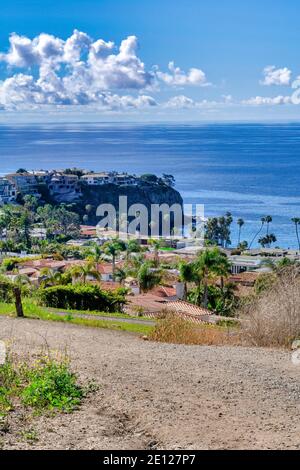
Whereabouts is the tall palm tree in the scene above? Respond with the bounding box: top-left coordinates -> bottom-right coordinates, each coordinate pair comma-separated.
249,217 -> 266,249
194,248 -> 229,308
291,218 -> 300,251
237,218 -> 245,247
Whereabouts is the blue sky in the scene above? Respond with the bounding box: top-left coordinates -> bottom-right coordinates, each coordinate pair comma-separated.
0,0 -> 299,122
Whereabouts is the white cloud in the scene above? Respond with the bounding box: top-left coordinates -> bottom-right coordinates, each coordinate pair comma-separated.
164,95 -> 231,109
156,61 -> 209,87
242,95 -> 292,106
0,30 -> 211,111
261,66 -> 292,86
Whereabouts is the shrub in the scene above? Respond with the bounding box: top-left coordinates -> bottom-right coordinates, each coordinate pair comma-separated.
39,284 -> 126,312
22,360 -> 83,412
0,355 -> 84,416
241,268 -> 300,347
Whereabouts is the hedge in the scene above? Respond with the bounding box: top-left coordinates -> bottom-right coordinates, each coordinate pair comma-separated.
39,284 -> 126,313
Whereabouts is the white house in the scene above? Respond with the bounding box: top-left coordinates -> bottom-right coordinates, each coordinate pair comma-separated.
81,172 -> 114,185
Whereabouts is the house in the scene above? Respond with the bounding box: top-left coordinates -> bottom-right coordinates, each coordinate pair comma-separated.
48,173 -> 81,202
81,172 -> 137,186
80,225 -> 98,238
81,172 -> 114,185
112,173 -> 137,186
0,177 -> 17,204
229,255 -> 264,274
98,263 -> 114,281
6,173 -> 40,197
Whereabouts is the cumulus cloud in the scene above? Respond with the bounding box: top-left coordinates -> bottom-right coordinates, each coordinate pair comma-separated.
242,95 -> 292,106
0,30 -> 211,111
261,66 -> 292,86
156,61 -> 209,87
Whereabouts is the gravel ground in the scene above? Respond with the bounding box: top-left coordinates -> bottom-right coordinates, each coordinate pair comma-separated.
0,315 -> 300,450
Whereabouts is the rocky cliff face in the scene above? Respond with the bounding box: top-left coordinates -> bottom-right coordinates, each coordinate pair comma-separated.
78,182 -> 183,226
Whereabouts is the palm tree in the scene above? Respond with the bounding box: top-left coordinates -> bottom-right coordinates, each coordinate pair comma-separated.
40,268 -> 63,287
237,218 -> 245,247
114,267 -> 127,286
137,263 -> 162,293
249,217 -> 266,249
194,248 -> 229,308
68,262 -> 101,284
265,216 -> 273,236
86,243 -> 103,271
291,218 -> 300,251
103,239 -> 126,277
213,252 -> 231,291
125,239 -> 141,262
258,234 -> 277,249
178,262 -> 197,300
148,239 -> 161,267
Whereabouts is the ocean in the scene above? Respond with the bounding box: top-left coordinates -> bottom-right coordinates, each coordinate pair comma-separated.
0,122 -> 299,249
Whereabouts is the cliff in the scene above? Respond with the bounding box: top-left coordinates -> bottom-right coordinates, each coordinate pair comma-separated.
78,182 -> 183,226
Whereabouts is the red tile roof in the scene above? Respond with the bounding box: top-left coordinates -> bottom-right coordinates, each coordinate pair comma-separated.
166,301 -> 211,317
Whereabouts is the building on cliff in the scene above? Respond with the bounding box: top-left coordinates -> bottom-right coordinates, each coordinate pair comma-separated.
81,172 -> 137,186
48,173 -> 81,203
0,177 -> 17,204
6,173 -> 41,198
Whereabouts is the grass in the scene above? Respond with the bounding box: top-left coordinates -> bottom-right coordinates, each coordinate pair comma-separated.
0,300 -> 154,336
0,354 -> 84,418
149,315 -> 240,346
47,305 -> 145,320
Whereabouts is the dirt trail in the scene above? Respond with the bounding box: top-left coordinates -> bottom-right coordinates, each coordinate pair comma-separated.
1,316 -> 300,450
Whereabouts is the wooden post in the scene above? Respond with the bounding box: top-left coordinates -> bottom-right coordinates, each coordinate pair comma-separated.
13,287 -> 24,318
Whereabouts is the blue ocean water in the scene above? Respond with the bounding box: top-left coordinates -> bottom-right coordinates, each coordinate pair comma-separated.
0,123 -> 299,248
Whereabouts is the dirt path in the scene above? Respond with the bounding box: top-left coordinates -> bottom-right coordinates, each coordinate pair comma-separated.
1,316 -> 300,450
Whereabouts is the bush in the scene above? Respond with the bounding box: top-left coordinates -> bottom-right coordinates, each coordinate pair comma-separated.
0,355 -> 84,416
241,268 -> 300,347
39,284 -> 126,312
22,360 -> 83,412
